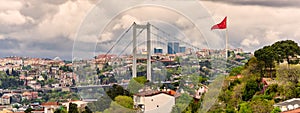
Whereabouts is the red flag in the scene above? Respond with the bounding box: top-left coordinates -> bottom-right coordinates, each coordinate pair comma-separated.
211,17 -> 227,30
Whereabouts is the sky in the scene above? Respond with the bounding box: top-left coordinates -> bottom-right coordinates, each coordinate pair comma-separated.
0,0 -> 299,60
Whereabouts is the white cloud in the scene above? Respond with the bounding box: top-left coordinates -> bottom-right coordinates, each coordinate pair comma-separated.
0,0 -> 23,11
241,35 -> 260,48
202,1 -> 300,51
113,14 -> 140,30
0,10 -> 34,25
0,0 -> 34,25
175,17 -> 191,29
0,35 -> 4,40
99,32 -> 114,42
264,30 -> 281,44
36,0 -> 94,39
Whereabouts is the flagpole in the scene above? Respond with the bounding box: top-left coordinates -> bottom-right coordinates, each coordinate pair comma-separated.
226,27 -> 228,60
225,18 -> 228,61
225,21 -> 228,76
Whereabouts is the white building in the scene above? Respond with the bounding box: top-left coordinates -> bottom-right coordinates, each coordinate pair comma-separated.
274,98 -> 300,112
133,90 -> 176,113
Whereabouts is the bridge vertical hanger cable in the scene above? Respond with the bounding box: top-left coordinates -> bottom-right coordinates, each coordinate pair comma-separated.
102,23 -> 134,63
151,24 -> 201,51
109,27 -> 146,64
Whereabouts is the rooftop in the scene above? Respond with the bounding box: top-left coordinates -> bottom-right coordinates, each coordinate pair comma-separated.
274,98 -> 300,107
134,90 -> 176,97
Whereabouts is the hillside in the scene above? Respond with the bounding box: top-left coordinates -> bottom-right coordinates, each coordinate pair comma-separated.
209,40 -> 300,113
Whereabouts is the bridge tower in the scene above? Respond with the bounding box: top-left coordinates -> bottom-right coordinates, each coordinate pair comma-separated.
132,22 -> 151,81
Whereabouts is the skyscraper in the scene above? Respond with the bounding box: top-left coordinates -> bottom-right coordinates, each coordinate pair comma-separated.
167,42 -> 173,54
179,46 -> 186,53
173,42 -> 179,54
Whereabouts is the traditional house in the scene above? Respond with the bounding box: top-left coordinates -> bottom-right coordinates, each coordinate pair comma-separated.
133,89 -> 176,113
41,102 -> 60,113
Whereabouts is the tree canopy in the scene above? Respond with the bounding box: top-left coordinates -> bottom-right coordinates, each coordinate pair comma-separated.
272,40 -> 300,64
114,96 -> 133,109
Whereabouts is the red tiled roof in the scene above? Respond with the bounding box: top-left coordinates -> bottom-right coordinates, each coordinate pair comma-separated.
97,54 -> 116,58
2,95 -> 10,99
135,90 -> 177,97
282,108 -> 300,113
23,92 -> 30,96
42,102 -> 59,106
169,90 -> 176,95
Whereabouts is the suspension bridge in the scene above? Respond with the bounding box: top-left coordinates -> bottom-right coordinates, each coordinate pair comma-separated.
96,22 -> 205,81
74,22 -> 243,91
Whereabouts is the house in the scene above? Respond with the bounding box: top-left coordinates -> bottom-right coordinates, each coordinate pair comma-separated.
1,95 -> 10,105
61,101 -> 88,111
274,98 -> 300,112
194,85 -> 208,99
22,92 -> 38,100
133,89 -> 176,113
41,102 -> 60,113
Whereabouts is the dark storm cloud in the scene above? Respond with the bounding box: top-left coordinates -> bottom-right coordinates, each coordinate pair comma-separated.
0,38 -> 21,50
24,36 -> 96,60
208,0 -> 300,8
25,36 -> 73,51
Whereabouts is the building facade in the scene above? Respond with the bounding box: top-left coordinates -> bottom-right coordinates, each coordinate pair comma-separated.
134,90 -> 176,113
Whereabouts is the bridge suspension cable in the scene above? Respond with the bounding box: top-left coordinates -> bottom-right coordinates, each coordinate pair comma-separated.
150,24 -> 201,50
109,26 -> 147,63
102,23 -> 134,62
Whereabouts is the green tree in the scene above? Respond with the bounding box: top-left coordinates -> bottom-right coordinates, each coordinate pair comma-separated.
82,106 -> 92,113
54,107 -> 68,113
133,76 -> 147,84
174,56 -> 183,63
68,103 -> 79,113
272,40 -> 300,64
127,77 -> 147,94
171,93 -> 193,113
276,65 -> 300,84
265,84 -> 278,96
25,107 -> 33,113
87,95 -> 111,112
229,66 -> 244,76
103,102 -> 135,113
114,96 -> 133,109
238,102 -> 252,113
242,80 -> 259,101
271,107 -> 281,113
102,63 -> 113,72
243,57 -> 261,75
254,46 -> 276,76
106,84 -> 130,100
250,98 -> 274,113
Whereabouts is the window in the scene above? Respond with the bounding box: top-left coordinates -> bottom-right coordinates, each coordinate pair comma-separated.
135,96 -> 140,103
